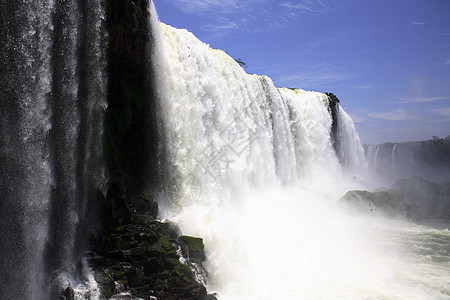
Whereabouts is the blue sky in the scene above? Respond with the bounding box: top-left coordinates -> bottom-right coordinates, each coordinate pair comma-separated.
153,0 -> 450,144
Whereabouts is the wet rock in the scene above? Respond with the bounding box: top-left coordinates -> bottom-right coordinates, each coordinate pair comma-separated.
58,286 -> 74,300
93,270 -> 115,299
178,236 -> 206,263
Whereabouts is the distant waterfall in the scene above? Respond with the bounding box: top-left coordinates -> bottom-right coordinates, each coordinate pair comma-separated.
365,138 -> 450,185
0,0 -> 107,298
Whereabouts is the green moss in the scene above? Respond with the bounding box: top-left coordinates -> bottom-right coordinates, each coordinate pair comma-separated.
109,267 -> 125,279
157,234 -> 172,252
142,193 -> 153,201
115,225 -> 126,233
179,236 -> 204,253
325,92 -> 340,106
173,263 -> 191,275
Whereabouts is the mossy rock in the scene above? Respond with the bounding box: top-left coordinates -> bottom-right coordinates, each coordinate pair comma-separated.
157,234 -> 172,253
179,236 -> 205,262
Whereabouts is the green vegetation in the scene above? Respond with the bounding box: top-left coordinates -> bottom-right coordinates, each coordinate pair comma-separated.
157,234 -> 172,252
179,236 -> 204,253
235,58 -> 247,68
325,92 -> 340,106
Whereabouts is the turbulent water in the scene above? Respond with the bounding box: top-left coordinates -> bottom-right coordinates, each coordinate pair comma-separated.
0,0 -> 107,298
148,5 -> 450,300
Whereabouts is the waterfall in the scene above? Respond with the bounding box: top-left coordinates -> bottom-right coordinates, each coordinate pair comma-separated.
334,107 -> 366,174
148,12 -> 374,298
0,0 -> 107,298
365,138 -> 450,185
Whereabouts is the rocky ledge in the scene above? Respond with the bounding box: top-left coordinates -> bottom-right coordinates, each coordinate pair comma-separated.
87,186 -> 216,300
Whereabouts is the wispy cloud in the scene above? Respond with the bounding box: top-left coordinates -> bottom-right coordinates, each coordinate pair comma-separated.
280,0 -> 329,15
410,21 -> 425,25
444,58 -> 450,65
163,0 -> 335,35
432,107 -> 450,117
368,109 -> 418,121
306,37 -> 337,49
355,84 -> 376,89
348,113 -> 367,123
393,96 -> 448,104
204,21 -> 241,32
273,62 -> 357,89
168,0 -> 240,15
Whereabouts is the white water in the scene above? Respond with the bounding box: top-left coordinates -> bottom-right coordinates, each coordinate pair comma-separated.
0,0 -> 107,298
149,5 -> 450,299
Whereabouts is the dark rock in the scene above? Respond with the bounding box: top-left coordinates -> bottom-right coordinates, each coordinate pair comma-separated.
340,177 -> 450,221
179,236 -> 206,263
124,264 -> 144,288
93,269 -> 115,299
58,286 -> 74,300
143,257 -> 163,274
167,222 -> 182,240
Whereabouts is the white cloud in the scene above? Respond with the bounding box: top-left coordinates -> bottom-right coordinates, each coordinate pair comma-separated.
355,85 -> 376,89
432,107 -> 450,117
410,21 -> 425,25
280,1 -> 329,15
368,109 -> 418,121
394,96 -> 448,104
204,21 -> 240,32
273,62 -> 357,89
348,113 -> 367,123
307,37 -> 337,49
163,0 -> 334,35
169,0 -> 240,14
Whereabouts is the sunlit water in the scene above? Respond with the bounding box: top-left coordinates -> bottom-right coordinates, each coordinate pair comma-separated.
169,186 -> 450,300
148,3 -> 450,299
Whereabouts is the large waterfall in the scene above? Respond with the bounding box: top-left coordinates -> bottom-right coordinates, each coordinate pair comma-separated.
1,0 -> 449,299
0,0 -> 107,298
148,3 -> 450,299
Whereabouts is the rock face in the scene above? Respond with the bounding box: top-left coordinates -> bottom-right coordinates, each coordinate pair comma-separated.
92,1 -> 215,298
340,177 -> 450,221
89,189 -> 216,300
178,236 -> 206,264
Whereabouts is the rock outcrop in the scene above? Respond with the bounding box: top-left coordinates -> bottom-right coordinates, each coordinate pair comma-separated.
340,177 -> 450,221
89,189 -> 216,300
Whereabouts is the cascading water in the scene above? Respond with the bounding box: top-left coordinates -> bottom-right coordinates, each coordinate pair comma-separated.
0,0 -> 107,298
365,138 -> 450,185
148,4 -> 450,299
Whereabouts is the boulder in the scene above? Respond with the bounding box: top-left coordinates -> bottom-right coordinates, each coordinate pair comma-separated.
178,236 -> 206,263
